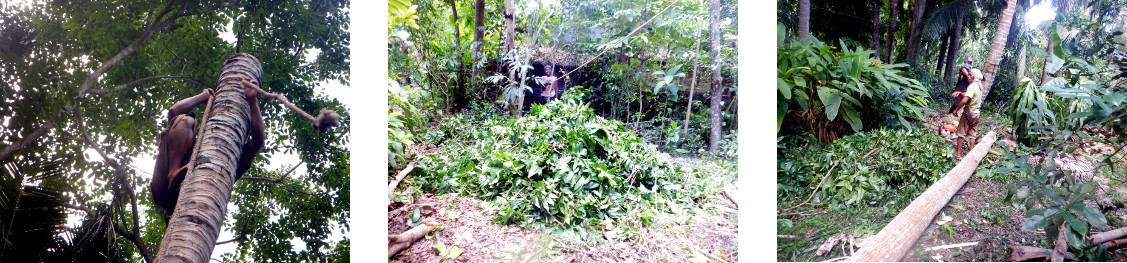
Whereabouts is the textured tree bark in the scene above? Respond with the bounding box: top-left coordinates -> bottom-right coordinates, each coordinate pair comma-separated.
943,11 -> 964,82
798,0 -> 810,40
906,0 -> 927,63
981,0 -> 1017,99
708,0 -> 722,153
849,131 -> 997,262
155,53 -> 261,263
504,0 -> 514,53
885,0 -> 900,61
1017,44 -> 1027,79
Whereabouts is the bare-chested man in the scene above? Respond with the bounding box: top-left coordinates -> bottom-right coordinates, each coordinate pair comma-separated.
150,78 -> 265,221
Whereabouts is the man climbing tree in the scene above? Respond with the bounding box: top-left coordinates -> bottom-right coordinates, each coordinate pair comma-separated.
150,77 -> 265,223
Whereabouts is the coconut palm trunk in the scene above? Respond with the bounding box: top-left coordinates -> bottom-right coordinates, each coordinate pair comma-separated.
798,0 -> 810,40
906,0 -> 927,63
981,0 -> 1017,99
885,0 -> 900,61
154,53 -> 261,263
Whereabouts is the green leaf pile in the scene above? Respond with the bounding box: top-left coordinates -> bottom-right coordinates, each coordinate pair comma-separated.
778,128 -> 955,205
415,90 -> 722,226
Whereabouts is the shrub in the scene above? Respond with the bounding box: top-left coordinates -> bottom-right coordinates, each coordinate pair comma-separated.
776,23 -> 930,142
778,127 -> 955,205
415,88 -> 728,227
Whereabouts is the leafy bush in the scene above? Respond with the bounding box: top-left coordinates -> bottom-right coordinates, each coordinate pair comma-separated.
415,88 -> 727,227
777,23 -> 930,142
778,128 -> 955,205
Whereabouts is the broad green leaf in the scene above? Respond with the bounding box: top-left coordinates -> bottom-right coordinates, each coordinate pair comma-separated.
778,79 -> 792,99
841,105 -> 862,132
818,87 -> 842,121
1081,206 -> 1108,227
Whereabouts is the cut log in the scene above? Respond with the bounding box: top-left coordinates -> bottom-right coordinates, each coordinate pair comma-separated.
1051,223 -> 1068,261
849,132 -> 997,262
388,162 -> 417,193
388,218 -> 441,257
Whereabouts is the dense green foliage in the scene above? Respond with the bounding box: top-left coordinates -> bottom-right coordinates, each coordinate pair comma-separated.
414,89 -> 728,227
778,128 -> 954,205
0,0 -> 350,261
777,24 -> 929,142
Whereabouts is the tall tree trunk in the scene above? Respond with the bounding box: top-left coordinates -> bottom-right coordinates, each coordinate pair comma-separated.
155,53 -> 260,263
504,0 -> 515,53
872,0 -> 882,59
473,0 -> 484,88
450,0 -> 467,110
708,0 -> 722,153
944,11 -> 964,82
798,0 -> 810,39
886,0 -> 900,61
1017,43 -> 1027,79
936,30 -> 949,75
1041,33 -> 1052,83
981,0 -> 1017,99
906,0 -> 927,63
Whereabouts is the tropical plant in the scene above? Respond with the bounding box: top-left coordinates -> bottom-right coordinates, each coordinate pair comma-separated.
777,23 -> 929,141
416,87 -> 730,227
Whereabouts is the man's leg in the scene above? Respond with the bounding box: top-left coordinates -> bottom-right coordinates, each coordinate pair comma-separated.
955,137 -> 964,159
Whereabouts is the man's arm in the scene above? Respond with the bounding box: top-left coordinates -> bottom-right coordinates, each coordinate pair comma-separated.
168,89 -> 213,120
236,79 -> 266,179
950,94 -> 971,115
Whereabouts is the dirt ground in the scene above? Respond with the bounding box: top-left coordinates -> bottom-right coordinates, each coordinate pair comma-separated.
389,186 -> 738,262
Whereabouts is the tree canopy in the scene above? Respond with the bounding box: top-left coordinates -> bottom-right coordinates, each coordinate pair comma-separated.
0,0 -> 350,261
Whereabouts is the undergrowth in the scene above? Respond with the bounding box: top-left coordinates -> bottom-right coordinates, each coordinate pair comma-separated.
414,88 -> 733,230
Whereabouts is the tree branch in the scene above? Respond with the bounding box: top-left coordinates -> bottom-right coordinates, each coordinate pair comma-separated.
239,160 -> 303,183
0,109 -> 62,162
216,233 -> 247,245
86,75 -> 192,95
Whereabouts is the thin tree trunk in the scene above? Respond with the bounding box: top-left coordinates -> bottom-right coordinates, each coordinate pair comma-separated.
155,53 -> 261,262
886,0 -> 900,61
450,0 -> 467,110
683,40 -> 700,137
505,0 -> 515,53
798,0 -> 810,40
906,0 -> 927,63
708,0 -> 722,153
849,132 -> 998,262
981,0 -> 1017,99
944,11 -> 964,82
473,0 -> 484,87
872,0 -> 882,59
936,30 -> 949,75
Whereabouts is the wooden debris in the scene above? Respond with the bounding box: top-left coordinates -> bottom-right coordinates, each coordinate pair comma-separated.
388,218 -> 441,257
388,162 -> 417,193
722,189 -> 738,208
925,242 -> 978,251
1008,227 -> 1127,261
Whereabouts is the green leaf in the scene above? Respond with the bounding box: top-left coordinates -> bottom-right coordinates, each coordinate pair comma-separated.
1081,206 -> 1108,227
778,96 -> 789,132
818,87 -> 842,121
841,105 -> 862,132
778,78 -> 792,99
1022,215 -> 1048,231
778,23 -> 786,47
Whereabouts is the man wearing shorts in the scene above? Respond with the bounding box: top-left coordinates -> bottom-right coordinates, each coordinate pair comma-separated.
950,68 -> 984,159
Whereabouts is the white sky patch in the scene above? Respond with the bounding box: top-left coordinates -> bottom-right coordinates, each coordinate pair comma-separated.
1026,2 -> 1056,28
